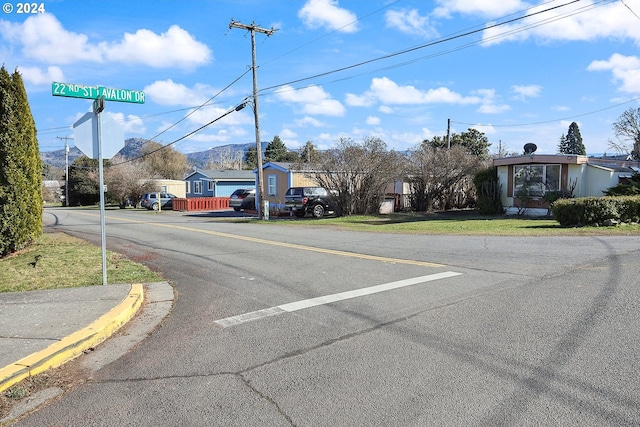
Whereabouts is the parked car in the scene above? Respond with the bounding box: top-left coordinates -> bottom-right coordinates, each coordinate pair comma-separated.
229,188 -> 256,212
140,192 -> 176,211
285,186 -> 338,218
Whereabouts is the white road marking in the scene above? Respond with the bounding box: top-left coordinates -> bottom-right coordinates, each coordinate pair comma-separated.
215,271 -> 462,328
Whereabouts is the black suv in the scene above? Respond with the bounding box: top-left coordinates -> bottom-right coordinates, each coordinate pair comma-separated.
285,186 -> 337,218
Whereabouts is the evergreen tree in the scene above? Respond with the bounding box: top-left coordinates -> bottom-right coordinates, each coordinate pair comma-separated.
68,156 -> 100,206
0,67 -> 42,256
557,133 -> 568,153
264,135 -> 288,162
424,128 -> 491,159
559,122 -> 586,155
244,146 -> 257,169
300,141 -> 321,163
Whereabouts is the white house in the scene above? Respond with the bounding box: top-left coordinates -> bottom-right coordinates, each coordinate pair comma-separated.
493,154 -> 640,215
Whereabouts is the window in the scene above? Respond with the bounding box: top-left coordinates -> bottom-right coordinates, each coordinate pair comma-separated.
267,175 -> 277,196
194,180 -> 203,194
514,165 -> 561,197
208,180 -> 215,191
185,181 -> 190,194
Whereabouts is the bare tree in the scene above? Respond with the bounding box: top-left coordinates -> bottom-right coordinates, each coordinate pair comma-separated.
104,155 -> 158,207
141,140 -> 190,179
609,107 -> 640,159
205,146 -> 243,170
406,144 -> 483,212
310,137 -> 402,215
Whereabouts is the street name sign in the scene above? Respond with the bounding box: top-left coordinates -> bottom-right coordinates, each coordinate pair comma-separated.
52,82 -> 145,104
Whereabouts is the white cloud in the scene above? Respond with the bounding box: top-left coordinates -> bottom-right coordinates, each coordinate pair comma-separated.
279,128 -> 300,148
588,53 -> 640,94
0,13 -> 211,69
473,88 -> 510,114
511,84 -> 542,100
481,1 -> 640,46
385,9 -> 438,38
358,77 -> 481,106
17,65 -> 64,85
0,14 -> 101,64
108,112 -> 146,134
298,0 -> 359,33
275,85 -> 346,116
143,80 -> 214,106
366,116 -> 381,125
294,116 -> 325,127
100,25 -> 212,69
345,92 -> 374,107
433,0 -> 527,18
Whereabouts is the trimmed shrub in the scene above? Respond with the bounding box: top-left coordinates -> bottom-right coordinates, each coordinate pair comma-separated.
0,67 -> 42,257
473,167 -> 503,215
552,196 -> 640,226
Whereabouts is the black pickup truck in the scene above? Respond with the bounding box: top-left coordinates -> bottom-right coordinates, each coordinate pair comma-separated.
284,186 -> 338,218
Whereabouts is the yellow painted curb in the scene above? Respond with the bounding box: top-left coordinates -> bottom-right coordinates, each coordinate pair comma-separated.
0,284 -> 144,392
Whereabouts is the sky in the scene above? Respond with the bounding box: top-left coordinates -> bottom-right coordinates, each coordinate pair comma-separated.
2,0 -> 640,157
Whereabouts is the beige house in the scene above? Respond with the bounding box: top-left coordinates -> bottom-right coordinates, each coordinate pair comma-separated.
493,154 -> 640,215
257,162 -> 319,213
153,179 -> 186,198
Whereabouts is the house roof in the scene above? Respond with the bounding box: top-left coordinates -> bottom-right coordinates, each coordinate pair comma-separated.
184,169 -> 255,181
259,161 -> 322,173
493,154 -> 589,166
493,154 -> 640,171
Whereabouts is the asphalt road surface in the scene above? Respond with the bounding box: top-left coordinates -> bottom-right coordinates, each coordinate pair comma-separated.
20,207 -> 640,426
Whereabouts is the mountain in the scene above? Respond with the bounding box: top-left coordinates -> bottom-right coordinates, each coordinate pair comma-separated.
40,138 -> 263,170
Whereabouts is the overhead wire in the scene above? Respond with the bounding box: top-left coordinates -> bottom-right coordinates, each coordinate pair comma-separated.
54,0 -> 628,161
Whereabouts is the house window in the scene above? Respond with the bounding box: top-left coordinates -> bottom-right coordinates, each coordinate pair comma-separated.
514,164 -> 561,197
208,180 -> 215,191
185,181 -> 190,194
267,174 -> 277,196
194,180 -> 203,194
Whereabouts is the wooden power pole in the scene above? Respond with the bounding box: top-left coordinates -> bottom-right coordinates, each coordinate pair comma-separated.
229,20 -> 277,220
57,135 -> 73,206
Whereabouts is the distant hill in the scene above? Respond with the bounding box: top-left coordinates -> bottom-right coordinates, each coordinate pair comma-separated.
40,138 -> 265,170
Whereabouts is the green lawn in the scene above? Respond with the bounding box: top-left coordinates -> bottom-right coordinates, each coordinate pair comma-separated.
257,211 -> 640,236
0,232 -> 162,293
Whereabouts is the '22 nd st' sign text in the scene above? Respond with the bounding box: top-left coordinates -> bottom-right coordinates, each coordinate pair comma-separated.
52,82 -> 145,104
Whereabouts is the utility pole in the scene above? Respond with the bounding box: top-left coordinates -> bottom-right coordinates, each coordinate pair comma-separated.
229,19 -> 277,220
446,118 -> 451,149
57,135 -> 73,206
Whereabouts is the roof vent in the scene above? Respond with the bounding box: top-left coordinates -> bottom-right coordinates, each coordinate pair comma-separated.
524,143 -> 537,154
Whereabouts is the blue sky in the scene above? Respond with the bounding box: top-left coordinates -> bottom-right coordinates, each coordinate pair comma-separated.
2,0 -> 640,156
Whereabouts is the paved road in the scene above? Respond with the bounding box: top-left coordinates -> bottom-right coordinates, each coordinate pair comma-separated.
19,207 -> 640,426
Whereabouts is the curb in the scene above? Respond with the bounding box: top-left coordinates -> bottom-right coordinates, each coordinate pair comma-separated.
0,283 -> 144,392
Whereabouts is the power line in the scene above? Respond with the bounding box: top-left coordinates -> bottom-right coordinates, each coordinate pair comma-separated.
258,0 -> 590,93
452,96 -> 640,128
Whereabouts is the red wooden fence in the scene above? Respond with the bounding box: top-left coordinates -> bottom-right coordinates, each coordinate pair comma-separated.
172,197 -> 229,211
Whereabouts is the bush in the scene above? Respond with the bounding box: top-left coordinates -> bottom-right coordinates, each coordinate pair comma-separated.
552,196 -> 640,226
473,167 -> 503,215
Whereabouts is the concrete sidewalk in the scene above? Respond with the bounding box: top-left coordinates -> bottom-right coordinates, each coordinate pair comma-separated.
0,282 -> 173,392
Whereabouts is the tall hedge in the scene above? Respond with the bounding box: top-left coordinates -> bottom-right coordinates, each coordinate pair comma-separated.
0,66 -> 42,257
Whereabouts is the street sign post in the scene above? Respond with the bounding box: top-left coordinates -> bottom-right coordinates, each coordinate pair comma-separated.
55,82 -> 144,286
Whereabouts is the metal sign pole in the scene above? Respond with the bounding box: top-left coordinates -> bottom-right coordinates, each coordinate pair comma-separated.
94,97 -> 108,286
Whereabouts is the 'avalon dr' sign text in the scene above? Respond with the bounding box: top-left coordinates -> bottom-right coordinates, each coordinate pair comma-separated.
52,82 -> 145,104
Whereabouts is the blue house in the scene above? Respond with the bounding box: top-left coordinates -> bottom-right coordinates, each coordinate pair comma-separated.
184,169 -> 256,198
